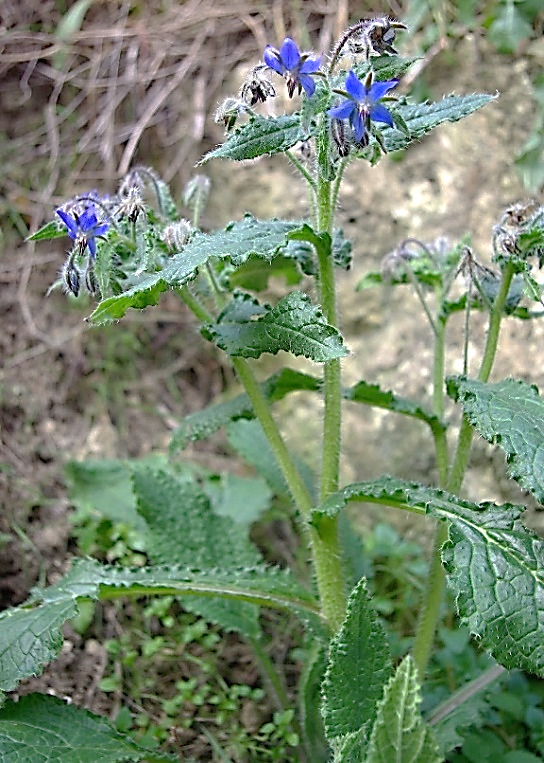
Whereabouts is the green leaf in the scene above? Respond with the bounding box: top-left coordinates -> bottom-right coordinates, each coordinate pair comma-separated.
200,114 -> 303,163
0,558 -> 322,694
322,578 -> 392,752
381,93 -> 497,154
299,643 -> 329,762
225,253 -> 303,291
488,1 -> 533,54
365,656 -> 441,763
314,475 -> 544,677
202,291 -> 349,361
0,693 -> 175,762
169,367 -> 321,452
65,459 -> 146,533
0,598 -> 77,694
88,274 -> 167,325
163,216 -> 302,281
447,376 -> 544,503
132,467 -> 263,639
344,379 -> 444,434
206,473 -> 272,526
226,418 -> 316,502
27,219 -> 67,242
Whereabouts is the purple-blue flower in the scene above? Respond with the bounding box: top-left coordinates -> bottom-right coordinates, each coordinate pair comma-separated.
328,70 -> 398,144
56,204 -> 109,258
263,37 -> 321,98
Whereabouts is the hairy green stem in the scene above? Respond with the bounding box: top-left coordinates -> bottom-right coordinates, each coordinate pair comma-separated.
412,262 -> 515,677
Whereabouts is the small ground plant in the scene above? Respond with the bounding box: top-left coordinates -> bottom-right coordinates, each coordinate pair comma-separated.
4,15 -> 544,762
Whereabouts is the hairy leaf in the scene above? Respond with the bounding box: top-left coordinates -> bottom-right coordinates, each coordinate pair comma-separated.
200,114 -> 303,163
27,219 -> 67,242
169,367 -> 321,452
382,93 -> 497,154
322,579 -> 391,749
344,379 -> 444,434
366,656 -> 441,763
314,475 -> 544,677
0,693 -> 175,762
0,558 -> 321,694
299,643 -> 329,762
448,376 -> 544,503
133,467 -> 265,639
202,291 -> 348,361
88,274 -> 167,324
65,459 -> 146,532
226,418 -> 316,502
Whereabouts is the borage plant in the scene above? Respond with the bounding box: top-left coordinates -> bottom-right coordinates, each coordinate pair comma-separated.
7,15 -> 544,762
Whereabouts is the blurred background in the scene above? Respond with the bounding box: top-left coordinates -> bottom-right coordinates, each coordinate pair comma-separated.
1,1 -> 544,757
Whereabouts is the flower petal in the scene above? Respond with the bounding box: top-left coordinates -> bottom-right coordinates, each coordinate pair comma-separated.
93,222 -> 109,238
263,45 -> 284,74
370,102 -> 394,127
280,38 -> 300,70
327,100 -> 355,120
79,207 -> 99,232
299,74 -> 316,97
299,55 -> 321,74
56,209 -> 78,239
369,79 -> 398,101
344,70 -> 366,101
87,238 -> 97,258
350,111 -> 366,142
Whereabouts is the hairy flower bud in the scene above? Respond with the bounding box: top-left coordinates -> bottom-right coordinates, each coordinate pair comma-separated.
214,97 -> 250,131
161,220 -> 193,252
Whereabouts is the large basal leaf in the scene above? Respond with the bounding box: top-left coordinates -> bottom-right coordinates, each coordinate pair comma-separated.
132,467 -> 263,639
0,693 -> 175,762
383,93 -> 497,153
365,656 -> 441,763
447,376 -> 544,503
202,291 -> 348,361
200,114 -> 303,163
322,578 -> 392,756
0,558 -> 321,696
313,475 -> 544,677
169,367 -> 321,452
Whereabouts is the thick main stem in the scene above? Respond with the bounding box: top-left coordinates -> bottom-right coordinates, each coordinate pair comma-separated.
178,285 -> 345,630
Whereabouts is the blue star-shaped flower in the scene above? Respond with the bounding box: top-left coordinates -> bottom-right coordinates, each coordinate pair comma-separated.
56,204 -> 109,258
328,70 -> 398,144
263,37 -> 321,98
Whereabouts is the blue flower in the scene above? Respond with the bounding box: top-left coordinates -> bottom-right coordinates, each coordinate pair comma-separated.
328,70 -> 398,145
56,204 -> 109,258
263,37 -> 321,98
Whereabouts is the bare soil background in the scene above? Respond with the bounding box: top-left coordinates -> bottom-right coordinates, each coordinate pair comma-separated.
1,0 -> 544,757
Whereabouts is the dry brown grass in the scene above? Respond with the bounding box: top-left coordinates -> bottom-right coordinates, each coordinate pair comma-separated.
0,0 -> 405,234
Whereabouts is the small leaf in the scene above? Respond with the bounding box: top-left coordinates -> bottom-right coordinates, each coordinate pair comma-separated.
488,2 -> 532,54
27,219 -> 67,242
0,693 -> 176,762
366,656 -> 441,763
322,578 -> 392,749
447,376 -> 544,503
200,114 -> 304,163
344,379 -> 443,434
202,291 -> 349,362
88,274 -> 167,324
